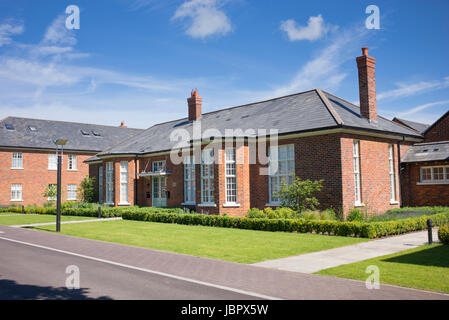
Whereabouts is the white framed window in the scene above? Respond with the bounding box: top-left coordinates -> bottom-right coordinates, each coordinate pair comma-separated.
353,140 -> 362,205
201,149 -> 214,204
105,162 -> 114,204
12,152 -> 23,169
420,165 -> 449,184
388,144 -> 397,202
48,184 -> 57,201
67,184 -> 77,200
225,149 -> 237,204
120,161 -> 129,204
98,166 -> 104,204
48,153 -> 57,170
152,161 -> 165,172
268,144 -> 294,204
11,184 -> 22,201
67,155 -> 77,170
184,156 -> 196,204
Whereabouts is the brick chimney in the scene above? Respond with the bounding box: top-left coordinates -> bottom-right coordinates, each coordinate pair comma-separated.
120,121 -> 127,128
187,89 -> 202,121
356,47 -> 378,121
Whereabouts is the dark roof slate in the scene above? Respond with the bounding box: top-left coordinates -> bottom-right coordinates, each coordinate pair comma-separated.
392,117 -> 430,133
97,89 -> 422,157
402,141 -> 449,163
0,117 -> 143,152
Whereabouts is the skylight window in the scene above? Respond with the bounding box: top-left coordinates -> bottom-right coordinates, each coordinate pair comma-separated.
92,130 -> 101,136
80,129 -> 90,136
5,124 -> 14,130
28,126 -> 38,132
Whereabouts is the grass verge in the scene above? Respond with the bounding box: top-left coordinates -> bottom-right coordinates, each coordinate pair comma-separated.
317,244 -> 449,294
31,219 -> 368,264
0,214 -> 96,226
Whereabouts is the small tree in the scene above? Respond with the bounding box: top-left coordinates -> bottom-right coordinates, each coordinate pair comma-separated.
42,185 -> 58,207
277,176 -> 324,212
78,176 -> 96,203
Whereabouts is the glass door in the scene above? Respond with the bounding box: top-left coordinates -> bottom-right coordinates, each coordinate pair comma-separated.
152,176 -> 167,207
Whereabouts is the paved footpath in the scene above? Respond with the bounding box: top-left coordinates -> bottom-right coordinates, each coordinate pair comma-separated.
0,224 -> 447,300
11,217 -> 122,228
254,229 -> 440,273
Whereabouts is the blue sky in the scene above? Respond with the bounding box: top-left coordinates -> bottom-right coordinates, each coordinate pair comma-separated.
0,0 -> 448,128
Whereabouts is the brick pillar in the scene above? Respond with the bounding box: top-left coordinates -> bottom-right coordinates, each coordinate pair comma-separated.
187,90 -> 202,121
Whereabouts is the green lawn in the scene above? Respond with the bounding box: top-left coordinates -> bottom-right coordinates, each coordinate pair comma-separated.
32,219 -> 368,263
317,244 -> 449,294
0,214 -> 96,226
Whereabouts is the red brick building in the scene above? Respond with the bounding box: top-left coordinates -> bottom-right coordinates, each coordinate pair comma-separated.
401,111 -> 449,207
86,48 -> 423,216
0,118 -> 142,206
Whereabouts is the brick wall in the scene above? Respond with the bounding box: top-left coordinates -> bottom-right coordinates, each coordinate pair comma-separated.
88,132 -> 407,216
402,161 -> 449,206
0,149 -> 93,206
340,134 -> 401,215
424,112 -> 449,142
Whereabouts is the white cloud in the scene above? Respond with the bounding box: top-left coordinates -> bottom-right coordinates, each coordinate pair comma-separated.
280,15 -> 335,41
270,28 -> 365,97
0,22 -> 24,47
378,77 -> 449,100
172,0 -> 232,39
397,100 -> 449,117
43,15 -> 77,46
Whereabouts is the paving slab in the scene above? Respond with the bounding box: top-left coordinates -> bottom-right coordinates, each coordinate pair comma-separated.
253,229 -> 440,273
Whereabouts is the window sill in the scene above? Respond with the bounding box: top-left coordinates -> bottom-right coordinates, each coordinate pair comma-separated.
354,202 -> 365,207
104,202 -> 114,206
11,168 -> 24,170
417,182 -> 449,185
390,200 -> 399,205
67,169 -> 78,172
118,202 -> 131,206
181,202 -> 196,206
10,199 -> 23,202
223,203 -> 240,208
198,203 -> 217,208
265,202 -> 281,207
48,169 -> 57,171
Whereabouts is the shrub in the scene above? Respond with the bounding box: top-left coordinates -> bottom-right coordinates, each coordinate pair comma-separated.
438,225 -> 449,245
277,176 -> 324,212
347,208 -> 364,222
78,176 -> 96,203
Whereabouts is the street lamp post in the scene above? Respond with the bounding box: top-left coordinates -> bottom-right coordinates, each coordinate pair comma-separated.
54,139 -> 67,232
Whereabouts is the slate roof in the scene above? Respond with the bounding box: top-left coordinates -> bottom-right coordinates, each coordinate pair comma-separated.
392,117 -> 430,133
402,141 -> 449,163
0,117 -> 143,153
97,89 -> 422,157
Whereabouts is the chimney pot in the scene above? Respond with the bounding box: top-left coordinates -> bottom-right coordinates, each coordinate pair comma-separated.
356,47 -> 378,121
362,47 -> 368,56
187,89 -> 202,121
120,121 -> 127,128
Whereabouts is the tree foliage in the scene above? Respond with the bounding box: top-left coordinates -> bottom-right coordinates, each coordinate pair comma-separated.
78,176 -> 96,203
277,176 -> 324,212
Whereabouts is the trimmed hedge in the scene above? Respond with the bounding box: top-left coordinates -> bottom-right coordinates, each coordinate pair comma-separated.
438,225 -> 449,245
0,206 -> 184,218
3,205 -> 449,239
121,209 -> 449,239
